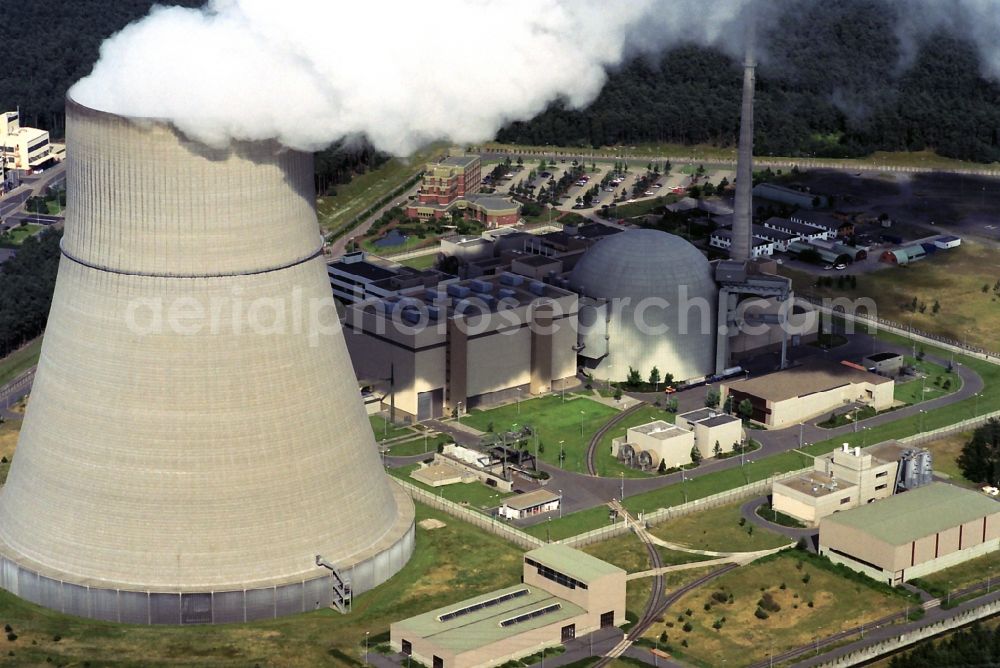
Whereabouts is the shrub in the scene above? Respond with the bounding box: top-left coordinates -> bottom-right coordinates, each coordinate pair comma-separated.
738,517 -> 746,527
682,622 -> 693,632
703,603 -> 712,611
660,631 -> 668,643
712,619 -> 723,630
685,608 -> 693,617
711,590 -> 728,603
802,572 -> 811,584
754,607 -> 769,620
807,600 -> 814,608
758,592 -> 781,613
6,633 -> 16,642
681,639 -> 688,647
779,582 -> 787,590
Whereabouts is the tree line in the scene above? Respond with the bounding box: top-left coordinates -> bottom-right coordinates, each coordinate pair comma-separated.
888,621 -> 1000,667
5,1 -> 1000,166
497,0 -> 1000,164
0,229 -> 62,358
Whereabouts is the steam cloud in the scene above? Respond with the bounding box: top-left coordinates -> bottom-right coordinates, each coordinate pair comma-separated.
70,0 -> 1000,155
69,0 -> 752,153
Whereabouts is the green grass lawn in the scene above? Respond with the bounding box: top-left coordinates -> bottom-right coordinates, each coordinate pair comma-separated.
893,356 -> 961,405
0,338 -> 42,387
398,252 -> 439,270
387,434 -> 451,458
460,395 -> 618,475
368,414 -> 414,442
0,223 -> 42,246
646,552 -> 911,668
388,464 -> 513,511
594,404 -> 675,478
580,531 -> 712,575
648,501 -> 790,553
601,197 -> 667,219
0,502 -> 523,667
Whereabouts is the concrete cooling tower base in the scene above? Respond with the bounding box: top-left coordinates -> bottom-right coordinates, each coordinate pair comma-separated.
0,486 -> 413,624
0,99 -> 416,623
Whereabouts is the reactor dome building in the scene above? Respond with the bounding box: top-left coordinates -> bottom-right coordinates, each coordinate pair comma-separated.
569,228 -> 717,382
0,99 -> 414,624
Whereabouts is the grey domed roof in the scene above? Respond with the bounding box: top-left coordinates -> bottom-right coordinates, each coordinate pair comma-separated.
570,229 -> 715,301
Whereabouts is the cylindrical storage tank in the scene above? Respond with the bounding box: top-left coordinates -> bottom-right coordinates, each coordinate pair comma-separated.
569,229 -> 717,382
0,99 -> 413,623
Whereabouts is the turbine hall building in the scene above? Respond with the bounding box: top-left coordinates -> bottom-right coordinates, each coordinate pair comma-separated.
0,98 -> 414,624
344,272 -> 578,421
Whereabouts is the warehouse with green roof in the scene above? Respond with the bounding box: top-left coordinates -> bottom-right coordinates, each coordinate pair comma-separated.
390,544 -> 625,667
819,483 -> 1000,584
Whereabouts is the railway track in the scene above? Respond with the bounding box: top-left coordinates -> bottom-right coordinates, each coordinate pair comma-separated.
591,502 -> 737,666
585,402 -> 647,476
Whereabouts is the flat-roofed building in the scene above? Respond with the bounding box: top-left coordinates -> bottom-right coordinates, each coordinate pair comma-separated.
499,489 -> 562,520
819,483 -> 1000,584
1,111 -> 55,174
390,544 -> 625,668
510,253 -> 563,280
418,153 -> 482,205
763,216 -> 831,242
721,360 -> 894,429
344,272 -> 578,421
676,408 -> 744,459
862,351 -> 905,377
328,251 -> 453,303
611,420 -> 695,471
773,441 -> 926,526
790,210 -> 854,238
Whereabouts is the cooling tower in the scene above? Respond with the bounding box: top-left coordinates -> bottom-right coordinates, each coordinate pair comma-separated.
0,99 -> 414,624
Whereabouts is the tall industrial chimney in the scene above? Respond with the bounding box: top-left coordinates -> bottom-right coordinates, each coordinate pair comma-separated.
0,99 -> 414,624
729,12 -> 756,263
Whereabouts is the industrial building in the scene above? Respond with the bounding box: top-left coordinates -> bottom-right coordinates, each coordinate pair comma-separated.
880,245 -> 927,265
862,352 -> 905,377
344,272 -> 578,421
328,250 -> 452,304
571,229 -> 719,383
772,441 -> 932,526
789,210 -> 854,238
611,410 -> 743,471
752,182 -> 828,209
721,359 -> 894,429
763,217 -> 832,242
819,483 -> 1000,585
0,98 -> 414,624
390,544 -> 625,668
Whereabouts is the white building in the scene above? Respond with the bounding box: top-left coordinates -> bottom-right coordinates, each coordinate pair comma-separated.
499,489 -> 562,520
1,111 -> 55,174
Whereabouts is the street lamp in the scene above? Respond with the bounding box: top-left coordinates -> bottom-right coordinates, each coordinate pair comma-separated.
580,410 -> 586,437
517,388 -> 522,414
559,440 -> 565,468
620,472 -> 625,502
365,631 -> 370,665
558,488 -> 563,518
919,409 -> 926,433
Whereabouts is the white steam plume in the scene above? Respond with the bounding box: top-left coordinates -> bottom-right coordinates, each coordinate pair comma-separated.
70,0 -> 753,154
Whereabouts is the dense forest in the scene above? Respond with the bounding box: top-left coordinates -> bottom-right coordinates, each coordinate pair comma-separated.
0,230 -> 62,358
499,1 -> 1000,163
888,622 -> 1000,667
3,0 -> 1000,166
